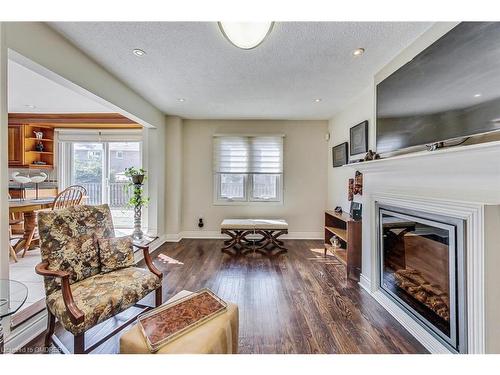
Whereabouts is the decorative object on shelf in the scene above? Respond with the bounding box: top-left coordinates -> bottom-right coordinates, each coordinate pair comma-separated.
32,161 -> 47,165
363,149 -> 380,161
11,172 -> 30,201
350,120 -> 368,155
125,167 -> 150,240
218,22 -> 274,50
350,201 -> 362,221
329,235 -> 341,248
33,130 -> 43,140
29,172 -> 48,200
354,171 -> 363,195
334,206 -> 343,214
35,141 -> 44,152
332,142 -> 348,167
348,178 -> 354,201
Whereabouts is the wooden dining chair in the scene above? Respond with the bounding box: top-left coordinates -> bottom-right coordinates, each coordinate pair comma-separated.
7,194 -> 24,262
19,185 -> 88,258
51,185 -> 87,210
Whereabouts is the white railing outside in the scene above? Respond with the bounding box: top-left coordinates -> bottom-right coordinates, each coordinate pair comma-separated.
79,182 -> 132,208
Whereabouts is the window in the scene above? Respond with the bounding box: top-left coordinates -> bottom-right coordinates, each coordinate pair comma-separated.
213,135 -> 283,204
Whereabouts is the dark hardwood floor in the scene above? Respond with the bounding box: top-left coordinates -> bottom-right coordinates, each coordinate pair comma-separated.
21,239 -> 427,354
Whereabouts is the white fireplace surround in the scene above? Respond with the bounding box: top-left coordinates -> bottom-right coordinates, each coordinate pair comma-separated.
361,192 -> 484,354
342,141 -> 500,353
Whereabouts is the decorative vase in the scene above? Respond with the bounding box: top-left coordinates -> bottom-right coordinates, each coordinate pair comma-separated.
132,182 -> 144,240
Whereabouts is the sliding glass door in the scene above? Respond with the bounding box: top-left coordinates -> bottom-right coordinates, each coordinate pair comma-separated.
66,141 -> 142,230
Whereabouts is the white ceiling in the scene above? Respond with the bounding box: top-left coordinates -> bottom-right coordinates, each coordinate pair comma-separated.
8,59 -> 113,114
49,22 -> 433,120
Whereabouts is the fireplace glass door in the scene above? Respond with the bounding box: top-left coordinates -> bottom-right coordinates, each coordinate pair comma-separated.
377,204 -> 466,353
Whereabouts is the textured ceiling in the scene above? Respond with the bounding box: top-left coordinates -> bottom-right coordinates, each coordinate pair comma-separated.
8,60 -> 112,113
49,22 -> 433,120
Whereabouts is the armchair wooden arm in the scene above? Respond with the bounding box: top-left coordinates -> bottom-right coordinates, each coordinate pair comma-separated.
35,261 -> 85,325
133,244 -> 163,279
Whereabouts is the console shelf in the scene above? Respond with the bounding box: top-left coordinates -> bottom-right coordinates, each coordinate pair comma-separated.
324,210 -> 362,280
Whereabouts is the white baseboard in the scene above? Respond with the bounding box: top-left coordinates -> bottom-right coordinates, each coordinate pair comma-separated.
358,273 -> 372,293
175,231 -> 323,240
165,233 -> 182,242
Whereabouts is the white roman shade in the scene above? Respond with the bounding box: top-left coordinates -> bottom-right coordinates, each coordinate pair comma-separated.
213,135 -> 283,174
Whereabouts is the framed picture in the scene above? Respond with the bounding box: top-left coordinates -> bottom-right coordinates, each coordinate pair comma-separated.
349,120 -> 368,156
332,142 -> 348,167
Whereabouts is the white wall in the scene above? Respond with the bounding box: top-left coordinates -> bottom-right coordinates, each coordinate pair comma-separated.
1,24 -> 8,280
165,116 -> 183,239
180,119 -> 328,238
327,87 -> 375,213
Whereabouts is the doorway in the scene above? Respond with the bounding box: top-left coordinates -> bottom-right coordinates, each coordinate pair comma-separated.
65,140 -> 142,231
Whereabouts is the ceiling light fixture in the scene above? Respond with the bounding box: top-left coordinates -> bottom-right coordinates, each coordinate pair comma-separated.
177,98 -> 186,102
314,98 -> 322,103
474,93 -> 482,98
353,48 -> 365,57
218,22 -> 274,50
133,49 -> 146,57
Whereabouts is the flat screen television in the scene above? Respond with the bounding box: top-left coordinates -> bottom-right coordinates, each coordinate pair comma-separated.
376,22 -> 500,154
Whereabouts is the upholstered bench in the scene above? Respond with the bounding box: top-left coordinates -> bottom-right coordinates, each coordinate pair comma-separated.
120,290 -> 239,354
220,219 -> 289,256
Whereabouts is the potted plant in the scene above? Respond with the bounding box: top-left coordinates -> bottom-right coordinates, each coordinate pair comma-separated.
125,167 -> 147,185
124,167 -> 150,239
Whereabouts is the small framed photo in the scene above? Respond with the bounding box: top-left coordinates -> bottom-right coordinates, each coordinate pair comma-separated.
332,142 -> 348,167
349,120 -> 368,156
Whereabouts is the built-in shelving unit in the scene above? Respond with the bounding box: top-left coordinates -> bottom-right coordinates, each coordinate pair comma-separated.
324,210 -> 362,280
8,123 -> 55,169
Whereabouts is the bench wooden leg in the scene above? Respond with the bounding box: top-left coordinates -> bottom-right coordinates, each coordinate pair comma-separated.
254,229 -> 288,256
221,229 -> 254,255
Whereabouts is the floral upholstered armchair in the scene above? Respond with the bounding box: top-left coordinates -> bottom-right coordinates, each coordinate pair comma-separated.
35,204 -> 163,354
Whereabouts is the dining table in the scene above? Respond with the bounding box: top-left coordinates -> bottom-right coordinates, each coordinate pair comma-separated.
8,197 -> 55,256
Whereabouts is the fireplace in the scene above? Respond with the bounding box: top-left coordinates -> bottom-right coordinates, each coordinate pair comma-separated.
376,203 -> 467,353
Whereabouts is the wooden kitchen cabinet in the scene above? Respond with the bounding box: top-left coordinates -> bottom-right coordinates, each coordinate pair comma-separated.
8,125 -> 24,166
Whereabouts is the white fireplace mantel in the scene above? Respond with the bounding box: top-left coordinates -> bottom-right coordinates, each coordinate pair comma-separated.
344,141 -> 500,354
361,193 -> 485,354
343,140 -> 500,175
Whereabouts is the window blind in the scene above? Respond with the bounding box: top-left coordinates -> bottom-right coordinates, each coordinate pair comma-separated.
213,135 -> 283,174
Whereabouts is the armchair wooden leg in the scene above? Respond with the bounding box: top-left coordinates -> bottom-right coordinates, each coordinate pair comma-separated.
44,310 -> 55,351
155,286 -> 163,307
74,333 -> 85,354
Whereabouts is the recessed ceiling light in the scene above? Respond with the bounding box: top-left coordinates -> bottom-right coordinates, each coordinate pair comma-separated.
177,98 -> 186,102
133,49 -> 146,57
24,104 -> 36,109
353,48 -> 365,57
314,98 -> 322,103
474,93 -> 482,98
